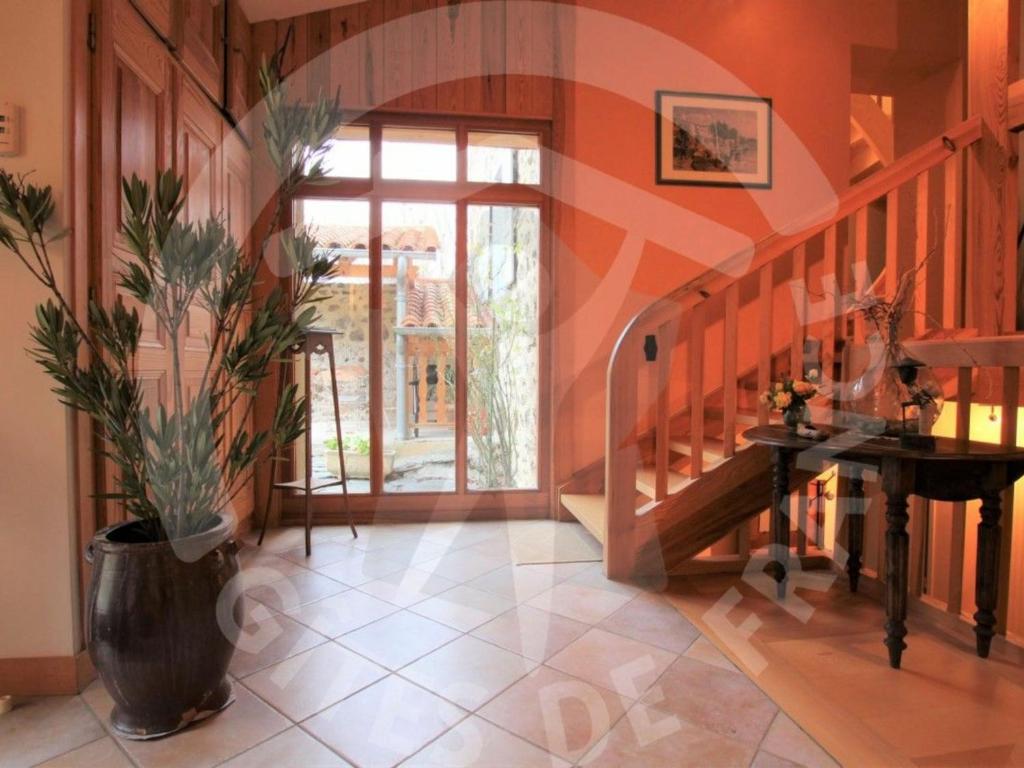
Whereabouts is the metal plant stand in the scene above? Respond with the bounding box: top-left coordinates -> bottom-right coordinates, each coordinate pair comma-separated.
257,328 -> 356,556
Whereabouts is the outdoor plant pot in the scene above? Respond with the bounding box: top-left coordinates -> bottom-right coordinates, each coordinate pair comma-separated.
325,448 -> 395,479
85,514 -> 242,740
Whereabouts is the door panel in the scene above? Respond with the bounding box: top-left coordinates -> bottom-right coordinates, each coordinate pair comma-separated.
177,0 -> 223,101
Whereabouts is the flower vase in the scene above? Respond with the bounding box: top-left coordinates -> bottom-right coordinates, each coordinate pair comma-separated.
782,406 -> 807,434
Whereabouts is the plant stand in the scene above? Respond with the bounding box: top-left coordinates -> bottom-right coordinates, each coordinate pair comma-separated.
257,328 -> 356,556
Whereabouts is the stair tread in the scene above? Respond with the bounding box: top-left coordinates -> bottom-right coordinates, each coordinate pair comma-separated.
560,493 -> 606,543
635,467 -> 690,497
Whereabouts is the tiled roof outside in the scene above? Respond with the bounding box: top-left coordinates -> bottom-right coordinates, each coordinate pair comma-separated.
314,224 -> 440,252
401,278 -> 491,329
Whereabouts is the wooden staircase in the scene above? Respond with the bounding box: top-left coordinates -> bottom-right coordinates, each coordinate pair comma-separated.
557,116 -> 984,580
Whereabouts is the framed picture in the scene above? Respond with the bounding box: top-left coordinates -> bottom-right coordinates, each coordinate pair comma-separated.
655,90 -> 772,188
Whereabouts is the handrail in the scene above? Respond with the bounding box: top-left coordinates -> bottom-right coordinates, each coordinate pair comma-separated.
609,115 -> 981,355
602,115 -> 983,579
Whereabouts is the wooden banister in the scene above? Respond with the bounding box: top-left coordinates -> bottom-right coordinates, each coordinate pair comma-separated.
602,116 -> 984,579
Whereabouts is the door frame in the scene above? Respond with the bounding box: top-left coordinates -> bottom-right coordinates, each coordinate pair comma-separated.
279,111 -> 554,524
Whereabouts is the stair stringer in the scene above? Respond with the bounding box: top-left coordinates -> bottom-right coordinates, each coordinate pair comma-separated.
633,444 -> 817,577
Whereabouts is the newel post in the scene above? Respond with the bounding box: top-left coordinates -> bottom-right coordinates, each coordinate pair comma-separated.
605,342 -> 640,579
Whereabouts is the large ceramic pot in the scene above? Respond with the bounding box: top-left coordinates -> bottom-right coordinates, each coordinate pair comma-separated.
85,514 -> 242,740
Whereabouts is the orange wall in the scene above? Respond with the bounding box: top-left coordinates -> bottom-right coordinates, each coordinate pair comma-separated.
552,0 -> 908,483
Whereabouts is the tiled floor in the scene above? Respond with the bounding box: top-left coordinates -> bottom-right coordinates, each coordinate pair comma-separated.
0,520 -> 834,768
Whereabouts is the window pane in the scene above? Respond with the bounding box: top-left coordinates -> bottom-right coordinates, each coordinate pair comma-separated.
383,201 -> 457,492
295,198 -> 372,493
467,205 -> 540,490
382,127 -> 457,181
314,125 -> 370,178
467,132 -> 540,184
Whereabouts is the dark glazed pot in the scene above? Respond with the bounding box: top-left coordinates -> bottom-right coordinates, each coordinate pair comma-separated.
86,515 -> 242,740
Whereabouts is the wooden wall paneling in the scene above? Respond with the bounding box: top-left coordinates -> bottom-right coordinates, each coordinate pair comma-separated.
480,0 -> 507,113
131,0 -> 173,41
306,10 -> 333,102
275,14 -> 309,102
250,20 -> 277,77
439,0 -> 484,113
226,0 -> 252,119
504,0 -> 532,117
330,3 -> 367,111
384,0 -> 414,108
410,0 -> 439,110
529,0 -> 555,117
364,2 -> 386,109
177,0 -> 223,101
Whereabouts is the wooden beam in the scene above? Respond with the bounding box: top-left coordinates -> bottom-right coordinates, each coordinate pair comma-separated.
967,0 -> 1018,334
1009,77 -> 1024,131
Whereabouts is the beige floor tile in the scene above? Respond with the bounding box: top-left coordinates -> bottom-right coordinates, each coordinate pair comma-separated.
566,565 -> 644,598
682,635 -> 740,673
246,571 -> 347,612
305,675 -> 466,768
420,521 -> 508,550
464,534 -> 515,561
237,547 -> 310,589
0,696 -> 105,768
477,666 -> 630,763
229,612 -> 328,677
314,548 -> 408,587
246,527 -> 336,554
466,565 -> 563,603
285,589 -> 399,637
760,713 -> 839,768
338,610 -> 460,670
358,568 -> 460,608
365,538 -> 452,567
401,715 -> 570,768
34,736 -> 134,768
410,585 -> 516,632
526,583 -> 633,625
472,605 -> 590,662
416,549 -> 509,583
598,593 -> 700,654
84,681 -> 289,768
401,635 -> 537,710
242,642 -> 387,721
220,727 -> 352,768
281,541 -> 362,570
546,628 -> 677,699
347,524 -> 428,552
751,751 -> 802,768
578,702 -> 756,768
640,655 -> 777,746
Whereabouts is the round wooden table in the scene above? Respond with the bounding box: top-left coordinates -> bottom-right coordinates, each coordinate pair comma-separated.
744,424 -> 1024,669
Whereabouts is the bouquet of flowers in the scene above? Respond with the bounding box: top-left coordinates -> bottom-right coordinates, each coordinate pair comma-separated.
760,369 -> 822,430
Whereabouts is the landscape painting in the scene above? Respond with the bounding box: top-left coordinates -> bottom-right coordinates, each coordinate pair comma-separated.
656,91 -> 772,188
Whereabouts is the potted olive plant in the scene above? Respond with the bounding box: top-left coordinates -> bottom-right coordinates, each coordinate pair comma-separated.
0,57 -> 343,739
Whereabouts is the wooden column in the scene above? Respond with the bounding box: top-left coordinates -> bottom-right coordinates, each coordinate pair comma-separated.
967,0 -> 1019,334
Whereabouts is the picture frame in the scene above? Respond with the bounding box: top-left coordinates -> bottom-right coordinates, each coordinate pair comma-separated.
655,90 -> 772,188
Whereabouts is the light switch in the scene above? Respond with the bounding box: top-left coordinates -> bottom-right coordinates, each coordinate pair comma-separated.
0,103 -> 22,157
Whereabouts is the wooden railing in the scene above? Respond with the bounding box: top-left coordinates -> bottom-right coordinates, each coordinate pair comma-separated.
604,116 -> 984,578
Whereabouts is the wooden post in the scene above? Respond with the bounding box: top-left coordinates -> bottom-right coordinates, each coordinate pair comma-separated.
967,0 -> 1019,334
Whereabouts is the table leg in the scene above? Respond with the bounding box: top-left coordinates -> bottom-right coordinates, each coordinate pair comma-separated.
768,447 -> 791,600
974,491 -> 1003,659
882,458 -> 911,669
846,466 -> 865,593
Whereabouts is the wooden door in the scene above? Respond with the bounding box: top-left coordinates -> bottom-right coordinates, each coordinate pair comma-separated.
96,0 -> 176,524
177,0 -> 223,101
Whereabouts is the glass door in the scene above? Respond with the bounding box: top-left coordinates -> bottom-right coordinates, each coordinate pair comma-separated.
289,117 -> 549,517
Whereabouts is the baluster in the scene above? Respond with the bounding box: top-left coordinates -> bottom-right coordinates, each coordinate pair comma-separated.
943,153 -> 963,329
758,264 -> 773,426
418,349 -> 430,425
689,303 -> 706,480
885,189 -> 899,300
605,347 -> 641,579
791,244 -> 807,381
722,283 -> 738,457
996,367 -> 1019,629
947,367 -> 972,615
654,323 -> 672,501
821,225 -> 838,387
914,171 -> 930,337
853,207 -> 868,344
